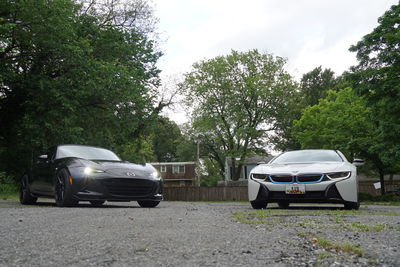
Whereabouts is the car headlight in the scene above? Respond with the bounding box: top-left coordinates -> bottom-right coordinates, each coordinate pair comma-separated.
150,170 -> 161,180
251,173 -> 268,181
84,167 -> 104,175
326,171 -> 351,179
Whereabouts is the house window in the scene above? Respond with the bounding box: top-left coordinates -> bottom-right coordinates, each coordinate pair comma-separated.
172,165 -> 185,174
160,165 -> 167,173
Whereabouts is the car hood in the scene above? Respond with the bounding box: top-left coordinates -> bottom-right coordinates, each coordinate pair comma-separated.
80,159 -> 155,177
252,162 -> 353,174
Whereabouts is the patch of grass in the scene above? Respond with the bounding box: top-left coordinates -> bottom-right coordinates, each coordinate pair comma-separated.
234,209 -> 400,219
0,193 -> 19,201
331,216 -> 344,223
318,251 -> 329,260
312,237 -> 363,257
299,219 -> 320,229
368,258 -> 380,265
350,222 -> 386,232
362,201 -> 400,206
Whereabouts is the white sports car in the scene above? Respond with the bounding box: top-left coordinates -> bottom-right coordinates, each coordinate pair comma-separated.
248,149 -> 363,210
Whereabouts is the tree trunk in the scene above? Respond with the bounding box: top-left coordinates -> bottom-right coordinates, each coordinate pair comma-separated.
232,163 -> 243,181
231,158 -> 238,181
378,168 -> 385,195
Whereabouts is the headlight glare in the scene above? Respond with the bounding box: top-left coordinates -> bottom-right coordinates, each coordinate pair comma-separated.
251,173 -> 268,181
84,167 -> 104,175
151,170 -> 161,180
326,171 -> 351,179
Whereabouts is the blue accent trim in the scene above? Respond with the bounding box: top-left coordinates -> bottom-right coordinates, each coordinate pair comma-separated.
267,173 -> 325,184
268,175 -> 294,184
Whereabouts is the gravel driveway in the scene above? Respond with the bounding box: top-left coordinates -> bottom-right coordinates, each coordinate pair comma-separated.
0,200 -> 399,266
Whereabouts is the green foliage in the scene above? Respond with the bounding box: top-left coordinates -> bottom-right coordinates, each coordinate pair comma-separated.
272,66 -> 340,151
118,139 -> 154,163
349,3 -> 400,166
300,66 -> 338,107
293,87 -> 375,158
359,192 -> 400,202
0,172 -> 17,194
181,49 -> 296,180
200,158 -> 221,187
0,0 -> 161,176
149,117 -> 196,162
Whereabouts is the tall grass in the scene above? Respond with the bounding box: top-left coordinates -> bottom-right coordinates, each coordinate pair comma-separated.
0,172 -> 18,197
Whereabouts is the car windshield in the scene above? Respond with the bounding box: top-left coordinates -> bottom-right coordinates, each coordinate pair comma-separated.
271,150 -> 343,164
56,145 -> 121,161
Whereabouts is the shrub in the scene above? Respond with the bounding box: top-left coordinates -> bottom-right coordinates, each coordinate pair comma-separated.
359,192 -> 400,202
0,172 -> 18,194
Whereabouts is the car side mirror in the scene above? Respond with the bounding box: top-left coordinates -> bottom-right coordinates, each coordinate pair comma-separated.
37,154 -> 48,163
257,161 -> 266,165
352,158 -> 364,167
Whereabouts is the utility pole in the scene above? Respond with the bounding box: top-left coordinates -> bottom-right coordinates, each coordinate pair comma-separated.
196,141 -> 200,187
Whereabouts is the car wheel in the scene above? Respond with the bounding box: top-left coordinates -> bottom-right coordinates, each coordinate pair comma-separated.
250,200 -> 267,209
19,174 -> 37,205
55,169 -> 78,207
278,202 -> 290,209
137,200 -> 160,208
90,200 -> 105,207
344,202 -> 360,210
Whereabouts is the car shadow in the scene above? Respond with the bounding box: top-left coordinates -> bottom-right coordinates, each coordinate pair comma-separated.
15,201 -> 152,209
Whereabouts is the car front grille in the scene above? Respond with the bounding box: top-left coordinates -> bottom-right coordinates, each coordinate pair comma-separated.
269,174 -> 293,183
296,174 -> 324,183
102,178 -> 155,197
268,173 -> 324,183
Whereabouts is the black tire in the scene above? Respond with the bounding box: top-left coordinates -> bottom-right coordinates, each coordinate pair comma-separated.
137,200 -> 160,208
90,200 -> 105,207
250,200 -> 267,209
278,202 -> 290,209
55,169 -> 78,207
19,174 -> 37,205
344,202 -> 360,210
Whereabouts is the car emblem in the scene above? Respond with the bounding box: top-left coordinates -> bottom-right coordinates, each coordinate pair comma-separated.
126,172 -> 136,177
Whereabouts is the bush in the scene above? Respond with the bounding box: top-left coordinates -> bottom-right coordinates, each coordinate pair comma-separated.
359,192 -> 400,202
0,172 -> 18,194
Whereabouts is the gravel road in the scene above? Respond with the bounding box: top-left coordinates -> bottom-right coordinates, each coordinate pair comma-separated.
0,200 -> 399,266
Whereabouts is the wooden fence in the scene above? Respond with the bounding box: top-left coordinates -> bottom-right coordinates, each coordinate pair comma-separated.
163,184 -> 399,201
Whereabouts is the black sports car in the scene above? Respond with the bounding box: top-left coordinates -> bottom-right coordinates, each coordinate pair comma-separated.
20,144 -> 163,207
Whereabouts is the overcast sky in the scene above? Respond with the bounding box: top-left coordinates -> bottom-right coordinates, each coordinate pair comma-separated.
153,0 -> 398,123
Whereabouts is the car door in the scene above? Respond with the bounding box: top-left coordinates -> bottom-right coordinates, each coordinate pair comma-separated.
31,147 -> 57,196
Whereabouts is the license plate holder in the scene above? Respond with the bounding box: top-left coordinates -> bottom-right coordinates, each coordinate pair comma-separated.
285,183 -> 305,194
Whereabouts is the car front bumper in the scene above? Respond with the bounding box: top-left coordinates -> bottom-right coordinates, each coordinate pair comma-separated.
248,176 -> 358,204
70,175 -> 163,202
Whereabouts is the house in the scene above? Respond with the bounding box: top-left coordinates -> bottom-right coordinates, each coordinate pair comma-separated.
151,161 -> 197,187
224,155 -> 274,181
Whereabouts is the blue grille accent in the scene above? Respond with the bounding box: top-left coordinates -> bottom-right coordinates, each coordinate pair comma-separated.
268,173 -> 324,184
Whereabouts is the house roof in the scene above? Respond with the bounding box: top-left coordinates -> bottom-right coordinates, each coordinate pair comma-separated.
150,161 -> 196,166
226,155 -> 274,165
245,155 -> 274,164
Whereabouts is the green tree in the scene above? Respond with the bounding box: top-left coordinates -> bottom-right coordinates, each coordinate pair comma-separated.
0,0 -> 161,176
181,49 -> 296,180
349,3 -> 400,167
300,66 -> 338,106
272,66 -> 339,151
149,117 -> 187,162
293,87 -> 389,194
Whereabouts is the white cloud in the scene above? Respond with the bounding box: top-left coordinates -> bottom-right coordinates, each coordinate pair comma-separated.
154,0 -> 398,123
